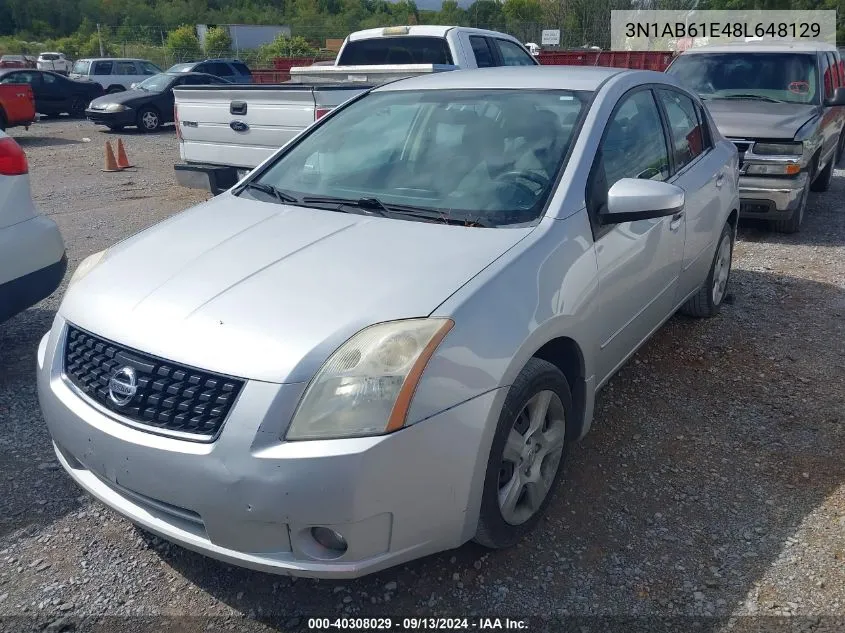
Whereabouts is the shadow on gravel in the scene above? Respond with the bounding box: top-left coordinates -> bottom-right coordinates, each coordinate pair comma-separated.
14,136 -> 82,148
101,125 -> 175,136
141,269 -> 844,631
0,307 -> 83,540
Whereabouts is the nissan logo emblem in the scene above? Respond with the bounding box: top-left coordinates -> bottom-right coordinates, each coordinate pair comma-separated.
108,366 -> 138,406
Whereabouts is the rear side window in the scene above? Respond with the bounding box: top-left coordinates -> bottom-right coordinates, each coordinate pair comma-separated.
72,60 -> 91,75
495,39 -> 536,66
207,62 -> 234,77
114,61 -> 139,74
92,61 -> 113,75
233,62 -> 251,75
657,89 -> 706,171
338,36 -> 453,65
469,36 -> 495,68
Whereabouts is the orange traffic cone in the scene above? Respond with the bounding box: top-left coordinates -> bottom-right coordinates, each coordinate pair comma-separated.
102,141 -> 120,172
116,138 -> 133,169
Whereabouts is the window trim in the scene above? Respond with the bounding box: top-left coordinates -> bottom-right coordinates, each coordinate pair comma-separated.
825,52 -> 840,88
654,86 -> 712,179
468,35 -> 497,69
586,85 -> 673,241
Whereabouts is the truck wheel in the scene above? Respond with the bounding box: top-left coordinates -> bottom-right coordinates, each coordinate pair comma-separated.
811,154 -> 835,192
680,222 -> 734,318
772,179 -> 809,234
474,358 -> 570,549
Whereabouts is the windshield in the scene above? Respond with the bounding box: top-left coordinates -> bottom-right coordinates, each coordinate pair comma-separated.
136,73 -> 174,91
667,52 -> 819,104
338,36 -> 453,65
246,88 -> 590,226
166,63 -> 194,73
71,60 -> 90,75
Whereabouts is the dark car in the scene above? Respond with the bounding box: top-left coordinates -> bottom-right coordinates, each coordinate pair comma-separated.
165,59 -> 253,84
0,69 -> 104,117
0,55 -> 28,69
86,71 -> 230,132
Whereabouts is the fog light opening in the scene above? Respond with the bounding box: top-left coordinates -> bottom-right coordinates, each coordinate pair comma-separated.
310,526 -> 348,556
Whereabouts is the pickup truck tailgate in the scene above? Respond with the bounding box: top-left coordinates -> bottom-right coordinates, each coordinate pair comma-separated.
174,86 -> 319,169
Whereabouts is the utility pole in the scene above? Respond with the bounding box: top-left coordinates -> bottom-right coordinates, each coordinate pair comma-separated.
96,23 -> 104,56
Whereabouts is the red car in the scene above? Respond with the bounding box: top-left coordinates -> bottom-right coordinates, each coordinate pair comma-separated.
0,55 -> 28,69
0,82 -> 36,131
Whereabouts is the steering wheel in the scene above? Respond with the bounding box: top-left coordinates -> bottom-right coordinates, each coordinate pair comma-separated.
494,170 -> 550,189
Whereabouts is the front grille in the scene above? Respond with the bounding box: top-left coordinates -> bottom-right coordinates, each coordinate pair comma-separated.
730,139 -> 752,167
64,325 -> 243,440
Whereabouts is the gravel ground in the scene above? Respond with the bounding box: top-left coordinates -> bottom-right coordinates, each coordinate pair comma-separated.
0,118 -> 843,633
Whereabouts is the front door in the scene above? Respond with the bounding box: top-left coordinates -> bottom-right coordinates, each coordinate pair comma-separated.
586,88 -> 687,385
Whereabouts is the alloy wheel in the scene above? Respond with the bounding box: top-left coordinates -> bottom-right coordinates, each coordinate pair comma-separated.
711,232 -> 732,305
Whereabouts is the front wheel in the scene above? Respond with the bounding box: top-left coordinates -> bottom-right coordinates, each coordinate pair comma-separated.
810,153 -> 835,192
137,107 -> 160,132
474,358 -> 571,549
680,221 -> 734,318
772,178 -> 809,234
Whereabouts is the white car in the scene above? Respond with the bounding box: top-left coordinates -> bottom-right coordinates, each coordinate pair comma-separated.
0,130 -> 66,323
37,52 -> 71,74
69,58 -> 162,94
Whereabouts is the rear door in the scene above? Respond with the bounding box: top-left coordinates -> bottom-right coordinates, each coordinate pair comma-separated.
821,51 -> 845,164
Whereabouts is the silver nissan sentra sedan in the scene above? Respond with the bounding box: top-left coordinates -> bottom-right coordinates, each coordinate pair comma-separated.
38,67 -> 739,578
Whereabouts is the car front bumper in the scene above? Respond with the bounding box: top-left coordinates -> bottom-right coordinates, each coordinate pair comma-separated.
37,319 -> 502,578
738,172 -> 809,220
85,108 -> 135,127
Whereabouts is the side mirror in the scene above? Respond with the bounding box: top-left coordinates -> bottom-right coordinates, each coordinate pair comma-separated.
602,178 -> 685,223
825,86 -> 845,107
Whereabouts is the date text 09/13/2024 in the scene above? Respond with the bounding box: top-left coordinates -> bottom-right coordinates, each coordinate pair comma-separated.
624,21 -> 822,39
307,618 -> 529,630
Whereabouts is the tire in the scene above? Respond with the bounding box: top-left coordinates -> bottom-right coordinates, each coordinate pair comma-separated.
811,153 -> 835,192
137,107 -> 160,133
474,358 -> 571,549
680,221 -> 734,318
772,177 -> 810,234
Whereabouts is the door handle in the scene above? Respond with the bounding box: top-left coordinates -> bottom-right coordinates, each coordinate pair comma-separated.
715,173 -> 725,188
670,211 -> 684,231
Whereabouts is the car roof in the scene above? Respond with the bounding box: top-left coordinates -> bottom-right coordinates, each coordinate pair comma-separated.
375,65 -> 628,92
39,52 -> 63,56
681,40 -> 837,54
75,58 -> 151,63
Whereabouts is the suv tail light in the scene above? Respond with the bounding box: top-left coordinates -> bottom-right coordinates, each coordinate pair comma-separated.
315,107 -> 332,121
0,136 -> 28,175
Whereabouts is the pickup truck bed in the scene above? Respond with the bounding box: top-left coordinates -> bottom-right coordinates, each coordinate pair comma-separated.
0,83 -> 36,131
173,84 -> 373,194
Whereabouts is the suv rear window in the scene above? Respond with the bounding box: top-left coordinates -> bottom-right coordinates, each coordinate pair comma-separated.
338,36 -> 453,65
41,54 -> 60,61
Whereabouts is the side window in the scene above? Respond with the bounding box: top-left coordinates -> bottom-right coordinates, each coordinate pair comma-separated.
469,36 -> 495,69
495,39 -> 537,66
43,72 -> 57,84
207,62 -> 233,77
826,53 -> 840,88
0,73 -> 22,84
115,61 -> 139,75
92,61 -> 112,75
587,90 -> 669,231
656,89 -> 705,172
821,52 -> 833,99
4,71 -> 38,85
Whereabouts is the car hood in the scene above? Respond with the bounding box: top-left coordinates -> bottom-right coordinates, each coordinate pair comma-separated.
90,89 -> 153,106
703,99 -> 818,140
60,194 -> 533,383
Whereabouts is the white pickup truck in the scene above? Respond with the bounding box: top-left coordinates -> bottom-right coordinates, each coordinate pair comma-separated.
172,25 -> 538,193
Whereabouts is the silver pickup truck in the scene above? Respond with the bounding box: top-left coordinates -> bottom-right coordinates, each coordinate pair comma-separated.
173,25 -> 539,194
667,41 -> 845,233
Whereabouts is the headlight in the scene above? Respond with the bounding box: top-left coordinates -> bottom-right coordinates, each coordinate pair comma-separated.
103,103 -> 128,112
286,318 -> 454,441
68,249 -> 108,288
752,142 -> 803,156
745,163 -> 801,176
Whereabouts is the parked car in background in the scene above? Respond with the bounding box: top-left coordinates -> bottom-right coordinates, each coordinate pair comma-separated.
0,81 -> 36,131
0,130 -> 66,323
37,52 -> 72,75
165,59 -> 253,84
87,71 -> 229,132
0,55 -> 28,69
173,25 -> 539,193
70,58 -> 162,94
24,55 -> 38,69
0,69 -> 103,118
667,41 -> 845,233
40,66 -> 738,579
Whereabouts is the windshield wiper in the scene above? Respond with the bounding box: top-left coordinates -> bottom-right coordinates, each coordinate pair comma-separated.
300,195 -> 493,227
712,94 -> 785,103
239,181 -> 299,204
